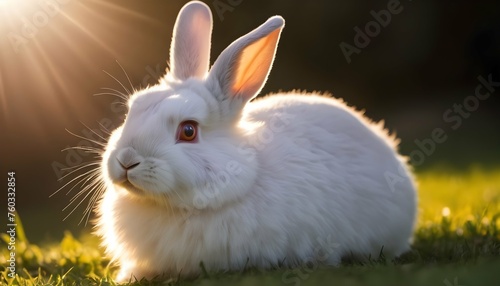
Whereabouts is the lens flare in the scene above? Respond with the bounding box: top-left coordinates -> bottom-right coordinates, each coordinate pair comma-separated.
0,0 -> 161,136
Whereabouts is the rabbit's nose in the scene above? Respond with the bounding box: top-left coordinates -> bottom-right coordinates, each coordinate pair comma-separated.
116,147 -> 141,170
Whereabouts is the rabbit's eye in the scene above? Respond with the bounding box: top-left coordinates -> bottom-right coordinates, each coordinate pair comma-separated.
176,121 -> 198,143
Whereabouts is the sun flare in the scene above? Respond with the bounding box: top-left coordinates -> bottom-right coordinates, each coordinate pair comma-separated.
0,0 -> 161,134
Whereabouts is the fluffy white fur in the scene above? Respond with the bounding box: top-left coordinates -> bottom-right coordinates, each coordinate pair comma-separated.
97,1 -> 417,281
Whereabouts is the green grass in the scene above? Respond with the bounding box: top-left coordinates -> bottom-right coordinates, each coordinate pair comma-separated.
2,168 -> 500,285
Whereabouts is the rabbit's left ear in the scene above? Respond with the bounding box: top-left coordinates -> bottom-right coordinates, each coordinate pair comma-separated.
207,16 -> 284,107
169,1 -> 213,80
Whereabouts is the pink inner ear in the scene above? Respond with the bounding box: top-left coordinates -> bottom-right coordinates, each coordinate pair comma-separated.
170,2 -> 212,80
179,11 -> 211,78
231,28 -> 282,99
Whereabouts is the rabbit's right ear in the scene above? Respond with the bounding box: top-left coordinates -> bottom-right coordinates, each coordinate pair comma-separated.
168,1 -> 213,80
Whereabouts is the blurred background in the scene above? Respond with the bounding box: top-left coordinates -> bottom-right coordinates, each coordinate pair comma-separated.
1,0 -> 499,242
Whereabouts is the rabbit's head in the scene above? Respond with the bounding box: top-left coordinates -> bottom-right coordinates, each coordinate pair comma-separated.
103,1 -> 285,210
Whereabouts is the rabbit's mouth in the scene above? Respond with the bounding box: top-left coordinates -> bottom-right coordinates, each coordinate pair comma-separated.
117,180 -> 145,196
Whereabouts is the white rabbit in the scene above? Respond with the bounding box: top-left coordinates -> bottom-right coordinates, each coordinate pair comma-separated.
96,1 -> 417,281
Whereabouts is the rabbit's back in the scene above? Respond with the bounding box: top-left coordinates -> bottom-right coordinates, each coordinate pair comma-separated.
242,93 -> 417,259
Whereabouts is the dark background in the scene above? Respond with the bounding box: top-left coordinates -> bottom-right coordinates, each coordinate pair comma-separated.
1,0 -> 499,242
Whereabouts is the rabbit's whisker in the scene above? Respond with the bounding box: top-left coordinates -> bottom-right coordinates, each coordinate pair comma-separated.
63,171 -> 102,220
60,167 -> 101,197
102,70 -> 132,96
116,59 -> 136,94
85,181 -> 105,216
100,87 -> 129,98
98,121 -> 113,135
94,92 -> 128,102
65,128 -> 107,147
80,121 -> 109,142
62,146 -> 102,154
56,161 -> 101,181
65,171 -> 101,206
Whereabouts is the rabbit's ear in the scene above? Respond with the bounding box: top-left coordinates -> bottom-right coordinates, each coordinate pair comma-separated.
169,1 -> 213,80
208,16 -> 284,105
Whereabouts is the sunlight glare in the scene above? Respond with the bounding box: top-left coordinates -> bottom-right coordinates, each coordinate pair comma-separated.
0,0 -> 158,134
0,0 -> 10,5
0,0 -> 25,11
442,207 -> 451,217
